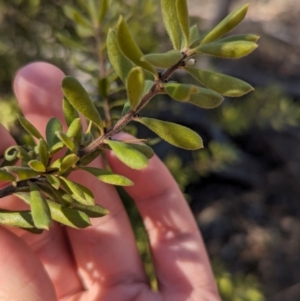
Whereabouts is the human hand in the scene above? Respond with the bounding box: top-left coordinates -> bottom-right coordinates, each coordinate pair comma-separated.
0,62 -> 221,301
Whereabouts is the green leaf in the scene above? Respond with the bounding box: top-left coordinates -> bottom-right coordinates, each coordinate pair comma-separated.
116,16 -> 156,75
98,77 -> 109,98
161,0 -> 182,50
176,0 -> 190,47
62,76 -> 103,129
56,132 -> 75,152
28,160 -> 46,172
105,140 -> 148,170
18,115 -> 43,139
107,29 -> 135,83
200,4 -> 249,45
4,146 -> 32,163
46,117 -> 62,148
63,97 -> 79,127
217,34 -> 260,43
47,200 -> 91,229
56,33 -> 88,51
45,174 -> 60,190
125,143 -> 154,159
188,88 -> 224,109
49,142 -> 65,157
185,67 -> 254,97
59,154 -> 79,174
29,182 -> 52,230
87,0 -> 98,26
66,118 -> 82,139
121,99 -> 131,116
37,139 -> 49,167
142,50 -> 183,68
59,177 -> 94,205
98,0 -> 108,24
164,83 -> 199,101
0,170 -> 15,182
4,166 -> 40,180
71,201 -> 108,218
189,24 -> 200,45
81,166 -> 134,186
78,149 -> 102,166
0,210 -> 35,229
63,5 -> 93,30
135,117 -> 203,150
195,41 -> 258,59
126,67 -> 145,110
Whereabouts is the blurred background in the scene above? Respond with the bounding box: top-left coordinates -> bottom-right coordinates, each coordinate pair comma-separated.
1,0 -> 300,300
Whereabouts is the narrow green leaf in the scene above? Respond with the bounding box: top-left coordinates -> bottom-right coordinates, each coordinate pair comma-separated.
63,5 -> 94,30
135,117 -> 203,150
126,67 -> 145,110
14,192 -> 31,204
87,0 -> 98,26
78,149 -> 102,166
37,139 -> 49,167
176,0 -> 190,47
195,41 -> 258,59
188,89 -> 224,109
185,67 -> 254,97
56,33 -> 88,51
71,201 -> 108,218
117,16 -> 156,75
59,154 -> 79,174
164,83 -> 199,101
161,0 -> 182,50
56,132 -> 75,151
49,142 -> 65,157
0,170 -> 15,182
98,0 -> 108,23
63,97 -> 79,127
59,177 -> 94,205
105,140 -> 148,170
28,160 -> 46,172
121,99 -> 131,116
45,174 -> 60,190
98,77 -> 109,98
81,166 -> 134,186
125,143 -> 154,159
200,4 -> 249,45
0,210 -> 35,229
66,118 -> 82,138
217,34 -> 260,43
18,115 -> 43,139
4,166 -> 40,180
189,24 -> 200,45
47,200 -> 91,229
4,146 -> 32,163
107,29 -> 135,83
62,76 -> 103,129
142,50 -> 183,68
46,117 -> 62,148
29,182 -> 52,230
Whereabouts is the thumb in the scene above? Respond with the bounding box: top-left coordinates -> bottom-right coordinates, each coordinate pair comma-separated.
0,227 -> 57,301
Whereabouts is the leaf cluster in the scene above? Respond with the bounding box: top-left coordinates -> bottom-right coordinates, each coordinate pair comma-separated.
0,0 -> 258,231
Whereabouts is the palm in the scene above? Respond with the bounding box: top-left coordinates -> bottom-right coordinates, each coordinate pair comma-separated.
0,62 -> 220,301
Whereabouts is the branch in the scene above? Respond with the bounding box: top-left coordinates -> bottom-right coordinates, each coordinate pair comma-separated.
78,53 -> 187,157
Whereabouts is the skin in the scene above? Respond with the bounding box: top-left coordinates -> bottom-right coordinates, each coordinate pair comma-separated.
0,62 -> 221,301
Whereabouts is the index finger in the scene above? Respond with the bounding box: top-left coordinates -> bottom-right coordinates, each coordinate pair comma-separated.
106,134 -> 220,299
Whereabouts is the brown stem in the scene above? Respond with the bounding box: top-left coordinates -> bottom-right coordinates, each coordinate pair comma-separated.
79,53 -> 188,157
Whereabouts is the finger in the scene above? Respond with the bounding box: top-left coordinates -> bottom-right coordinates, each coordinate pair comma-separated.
106,134 -> 220,299
12,62 -> 83,298
65,160 -> 148,292
14,61 -> 66,136
0,227 -> 56,301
